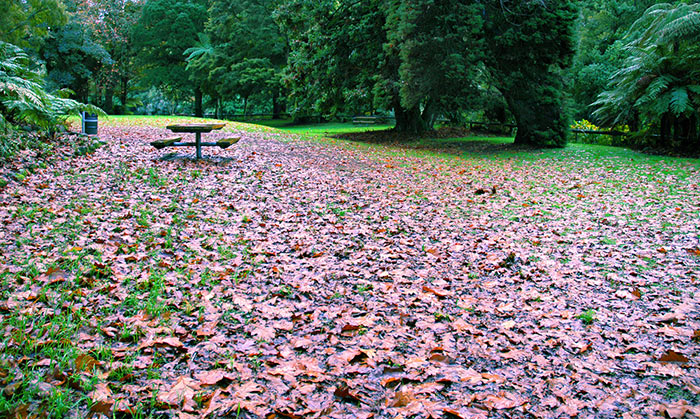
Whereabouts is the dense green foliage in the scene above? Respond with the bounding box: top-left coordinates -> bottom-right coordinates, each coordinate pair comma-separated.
191,0 -> 287,117
483,0 -> 578,147
569,0 -> 658,120
281,0 -> 577,146
133,0 -> 208,116
1,0 -> 698,152
0,41 -> 103,157
593,2 -> 700,151
0,0 -> 66,50
42,22 -> 112,103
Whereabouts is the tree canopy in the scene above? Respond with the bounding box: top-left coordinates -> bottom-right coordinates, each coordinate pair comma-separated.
280,0 -> 577,146
2,0 -> 699,151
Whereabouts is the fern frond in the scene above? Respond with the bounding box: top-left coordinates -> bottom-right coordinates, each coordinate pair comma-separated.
669,87 -> 690,116
652,91 -> 673,116
686,85 -> 700,95
660,11 -> 700,44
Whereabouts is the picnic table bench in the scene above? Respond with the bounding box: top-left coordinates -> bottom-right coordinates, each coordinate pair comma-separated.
352,115 -> 387,125
150,123 -> 239,159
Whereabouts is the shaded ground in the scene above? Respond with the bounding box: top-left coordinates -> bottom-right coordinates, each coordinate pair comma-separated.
0,117 -> 699,418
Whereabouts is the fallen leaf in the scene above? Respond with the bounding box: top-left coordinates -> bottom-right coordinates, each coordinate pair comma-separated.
658,350 -> 689,364
88,383 -> 112,403
76,354 -> 101,372
658,401 -> 690,418
87,400 -> 113,419
158,376 -> 200,411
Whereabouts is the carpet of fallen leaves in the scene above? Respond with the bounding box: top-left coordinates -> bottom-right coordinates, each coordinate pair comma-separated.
1,117 -> 699,418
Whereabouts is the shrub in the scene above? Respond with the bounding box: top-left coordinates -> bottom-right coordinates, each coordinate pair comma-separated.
0,40 -> 104,158
570,119 -> 629,146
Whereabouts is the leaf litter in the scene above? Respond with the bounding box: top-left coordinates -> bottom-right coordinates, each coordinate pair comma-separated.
0,117 -> 698,418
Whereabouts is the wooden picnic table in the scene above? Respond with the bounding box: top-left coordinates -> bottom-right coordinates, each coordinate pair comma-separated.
150,123 -> 239,159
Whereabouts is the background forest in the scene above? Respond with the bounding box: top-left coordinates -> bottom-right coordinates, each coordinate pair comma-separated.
1,0 -> 699,151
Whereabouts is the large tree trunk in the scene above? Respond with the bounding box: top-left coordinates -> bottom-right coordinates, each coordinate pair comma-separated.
660,113 -> 671,147
502,89 -> 567,148
194,87 -> 203,117
689,113 -> 698,147
393,99 -> 434,134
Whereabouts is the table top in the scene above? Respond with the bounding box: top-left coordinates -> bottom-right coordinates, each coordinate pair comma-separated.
166,123 -> 226,133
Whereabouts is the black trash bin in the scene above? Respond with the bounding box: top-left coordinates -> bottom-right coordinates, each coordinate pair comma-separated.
81,112 -> 98,135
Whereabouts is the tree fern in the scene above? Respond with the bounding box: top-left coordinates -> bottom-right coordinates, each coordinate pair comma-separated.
0,40 -> 104,134
669,87 -> 690,116
594,1 -> 700,149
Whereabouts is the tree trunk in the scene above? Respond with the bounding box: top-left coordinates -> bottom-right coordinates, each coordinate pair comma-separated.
243,96 -> 248,116
120,77 -> 129,114
630,111 -> 639,132
104,85 -> 114,115
272,90 -> 281,119
394,105 -> 421,133
215,97 -> 221,119
393,98 -> 433,134
194,87 -> 203,117
421,99 -> 436,131
503,92 -> 567,148
660,113 -> 670,147
689,113 -> 698,147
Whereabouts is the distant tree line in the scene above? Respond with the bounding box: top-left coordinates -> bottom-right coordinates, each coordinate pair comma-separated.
1,0 -> 699,151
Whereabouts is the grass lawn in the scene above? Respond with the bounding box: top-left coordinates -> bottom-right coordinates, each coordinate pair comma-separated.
1,116 -> 698,418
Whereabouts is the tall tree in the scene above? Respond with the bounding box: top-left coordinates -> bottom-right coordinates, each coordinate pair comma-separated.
133,0 -> 208,116
280,0 -> 482,133
383,0 -> 483,133
70,0 -> 144,113
42,21 -> 112,103
199,0 -> 287,117
482,0 -> 578,147
569,0 -> 658,119
281,0 -> 576,144
278,0 -> 386,121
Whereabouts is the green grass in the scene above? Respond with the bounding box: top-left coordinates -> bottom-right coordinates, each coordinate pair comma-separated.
576,309 -> 597,325
274,121 -> 392,135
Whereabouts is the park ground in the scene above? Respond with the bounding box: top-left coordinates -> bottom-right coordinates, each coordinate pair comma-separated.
0,116 -> 699,418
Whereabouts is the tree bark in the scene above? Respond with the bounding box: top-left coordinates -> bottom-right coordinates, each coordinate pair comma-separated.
272,90 -> 282,119
502,90 -> 567,148
120,77 -> 129,114
393,98 -> 433,134
104,85 -> 114,115
421,99 -> 436,131
689,113 -> 698,147
660,113 -> 670,146
194,87 -> 203,117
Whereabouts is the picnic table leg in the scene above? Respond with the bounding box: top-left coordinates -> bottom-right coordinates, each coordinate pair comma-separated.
195,132 -> 202,159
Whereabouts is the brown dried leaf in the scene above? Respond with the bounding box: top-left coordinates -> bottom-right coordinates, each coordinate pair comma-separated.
658,350 -> 689,364
76,353 -> 101,372
158,376 -> 200,411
